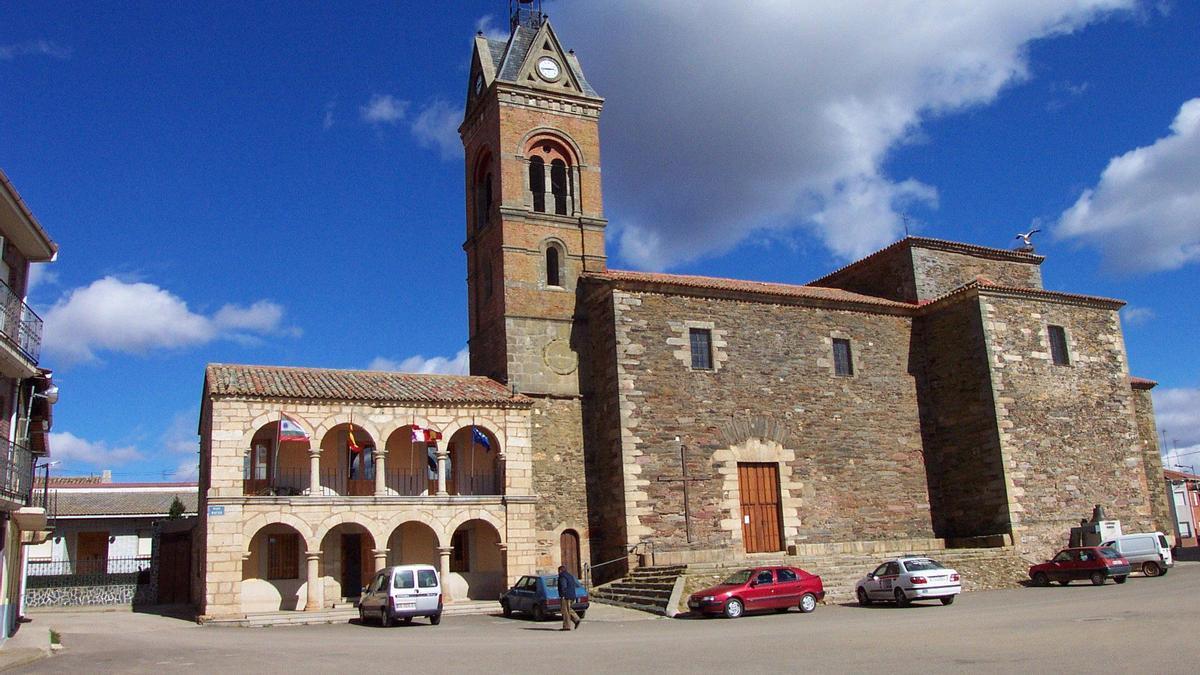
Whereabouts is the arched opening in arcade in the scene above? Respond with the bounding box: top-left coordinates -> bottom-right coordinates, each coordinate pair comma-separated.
319,523 -> 376,604
242,523 -> 309,612
319,423 -> 376,496
446,519 -> 504,601
385,521 -> 439,567
447,425 -> 501,496
384,425 -> 436,496
244,421 -> 311,496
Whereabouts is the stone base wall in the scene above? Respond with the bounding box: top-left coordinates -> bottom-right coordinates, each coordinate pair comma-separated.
529,396 -> 590,571
25,575 -> 153,608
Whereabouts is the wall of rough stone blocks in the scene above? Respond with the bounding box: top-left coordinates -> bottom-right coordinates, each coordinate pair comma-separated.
602,288 -> 935,556
915,296 -> 1012,538
911,248 -> 1043,300
1131,386 -> 1174,538
529,397 -> 591,572
980,295 -> 1154,560
814,244 -> 918,303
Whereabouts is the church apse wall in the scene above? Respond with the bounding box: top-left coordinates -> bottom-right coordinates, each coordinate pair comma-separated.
604,287 -> 934,558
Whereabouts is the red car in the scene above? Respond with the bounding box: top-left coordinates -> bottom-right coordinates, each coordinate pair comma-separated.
1028,546 -> 1132,586
687,566 -> 824,618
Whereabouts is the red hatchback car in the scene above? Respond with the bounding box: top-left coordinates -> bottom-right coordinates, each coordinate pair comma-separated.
687,566 -> 824,618
1028,546 -> 1132,586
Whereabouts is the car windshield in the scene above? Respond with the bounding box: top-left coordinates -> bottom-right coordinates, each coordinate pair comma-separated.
545,577 -> 558,588
722,570 -> 753,585
902,559 -> 944,572
1098,547 -> 1122,559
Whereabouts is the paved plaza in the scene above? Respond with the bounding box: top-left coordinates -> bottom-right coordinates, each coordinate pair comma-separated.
11,563 -> 1200,674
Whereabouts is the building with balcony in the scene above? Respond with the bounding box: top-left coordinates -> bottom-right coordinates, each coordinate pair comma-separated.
0,169 -> 58,645
197,364 -> 552,618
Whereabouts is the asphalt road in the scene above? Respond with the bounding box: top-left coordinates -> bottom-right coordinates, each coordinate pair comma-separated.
20,563 -> 1200,674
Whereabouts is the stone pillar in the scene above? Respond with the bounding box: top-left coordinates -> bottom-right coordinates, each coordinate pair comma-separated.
305,551 -> 322,611
372,548 -> 388,573
437,546 -> 454,602
544,163 -> 554,212
497,452 -> 507,496
497,542 -> 509,587
436,450 -> 449,496
374,447 -> 388,496
308,448 -> 321,496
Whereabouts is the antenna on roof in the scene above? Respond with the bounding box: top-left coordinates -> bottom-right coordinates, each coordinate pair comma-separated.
902,214 -> 911,237
510,0 -> 545,32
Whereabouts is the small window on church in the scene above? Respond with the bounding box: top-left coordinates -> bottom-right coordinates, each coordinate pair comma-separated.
833,338 -> 854,377
529,157 -> 546,212
546,246 -> 561,287
1048,325 -> 1070,366
551,159 -> 569,215
690,329 -> 713,370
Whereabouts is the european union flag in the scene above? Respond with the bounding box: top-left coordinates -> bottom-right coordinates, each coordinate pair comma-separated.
471,426 -> 492,452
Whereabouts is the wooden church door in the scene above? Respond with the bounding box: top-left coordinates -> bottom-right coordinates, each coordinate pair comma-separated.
738,463 -> 783,553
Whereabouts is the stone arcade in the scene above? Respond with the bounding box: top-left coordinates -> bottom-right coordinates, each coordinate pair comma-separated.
195,7 -> 1171,617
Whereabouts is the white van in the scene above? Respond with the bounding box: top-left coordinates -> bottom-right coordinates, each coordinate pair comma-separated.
358,564 -> 443,626
1101,532 -> 1173,577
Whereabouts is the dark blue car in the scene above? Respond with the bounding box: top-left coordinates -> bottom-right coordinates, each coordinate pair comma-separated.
499,574 -> 589,621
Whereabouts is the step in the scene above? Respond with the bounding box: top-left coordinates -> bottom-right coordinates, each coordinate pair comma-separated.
590,597 -> 668,615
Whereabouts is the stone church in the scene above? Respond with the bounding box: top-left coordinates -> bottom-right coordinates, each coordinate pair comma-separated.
196,7 -> 1170,617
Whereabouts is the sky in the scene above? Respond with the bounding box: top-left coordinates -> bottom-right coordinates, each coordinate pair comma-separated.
1,1 -> 1197,482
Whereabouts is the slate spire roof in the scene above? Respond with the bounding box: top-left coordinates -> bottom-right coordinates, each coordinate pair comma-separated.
483,23 -> 600,98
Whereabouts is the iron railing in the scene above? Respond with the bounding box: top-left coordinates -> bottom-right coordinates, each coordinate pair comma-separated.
0,279 -> 42,364
0,437 -> 34,505
27,556 -> 151,577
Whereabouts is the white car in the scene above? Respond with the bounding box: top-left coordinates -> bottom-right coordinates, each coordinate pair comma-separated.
359,564 -> 443,626
855,556 -> 961,607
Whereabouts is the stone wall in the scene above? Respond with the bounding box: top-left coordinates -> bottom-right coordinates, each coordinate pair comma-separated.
915,295 -> 1011,538
811,243 -> 917,302
910,247 -> 1042,300
24,574 -> 152,608
1131,384 -> 1174,537
530,396 -> 591,571
979,293 -> 1154,560
601,287 -> 934,557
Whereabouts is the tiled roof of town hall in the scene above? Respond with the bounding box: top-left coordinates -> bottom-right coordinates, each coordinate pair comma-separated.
810,236 -> 1044,287
587,270 -> 915,312
205,364 -> 529,406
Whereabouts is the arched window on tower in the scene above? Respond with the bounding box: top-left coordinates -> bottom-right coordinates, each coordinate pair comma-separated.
475,172 -> 492,229
546,246 -> 561,287
551,159 -> 569,215
529,157 -> 546,212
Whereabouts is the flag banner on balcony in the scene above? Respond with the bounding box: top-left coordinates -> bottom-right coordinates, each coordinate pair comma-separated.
347,427 -> 362,454
278,413 -> 309,442
411,426 -> 443,444
471,426 -> 492,452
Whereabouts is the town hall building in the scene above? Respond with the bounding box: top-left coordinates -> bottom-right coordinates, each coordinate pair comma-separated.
196,5 -> 1171,618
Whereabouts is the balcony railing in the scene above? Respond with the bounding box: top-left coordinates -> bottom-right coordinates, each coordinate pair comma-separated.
27,556 -> 151,577
240,468 -> 502,497
0,279 -> 42,364
0,437 -> 33,505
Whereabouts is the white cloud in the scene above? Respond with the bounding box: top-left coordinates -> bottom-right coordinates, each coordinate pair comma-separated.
360,94 -> 410,124
0,40 -> 71,61
168,459 -> 199,482
545,1 -> 1134,269
162,409 -> 199,456
1056,97 -> 1200,273
368,348 -> 469,375
40,276 -> 292,364
1155,387 -> 1200,451
49,431 -> 143,468
26,263 -> 58,295
411,100 -> 464,161
475,15 -> 509,43
1120,306 -> 1155,326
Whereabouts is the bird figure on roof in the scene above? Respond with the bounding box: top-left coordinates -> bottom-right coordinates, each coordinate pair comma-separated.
1014,228 -> 1041,253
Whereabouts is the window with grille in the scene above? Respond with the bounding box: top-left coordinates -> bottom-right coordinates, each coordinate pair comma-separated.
450,530 -> 470,572
1048,325 -> 1070,366
267,533 -> 299,580
833,338 -> 854,376
689,329 -> 713,370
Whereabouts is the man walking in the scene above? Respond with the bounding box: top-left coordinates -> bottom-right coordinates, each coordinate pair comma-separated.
557,565 -> 581,631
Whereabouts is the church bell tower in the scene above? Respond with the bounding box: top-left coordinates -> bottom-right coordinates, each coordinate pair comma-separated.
459,2 -> 606,396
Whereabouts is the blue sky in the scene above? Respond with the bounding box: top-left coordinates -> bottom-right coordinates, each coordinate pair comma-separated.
1,1 -> 1197,481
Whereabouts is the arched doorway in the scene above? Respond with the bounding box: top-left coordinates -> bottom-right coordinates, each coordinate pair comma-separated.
242,523 -> 308,612
319,423 -> 376,496
245,421 -> 310,496
447,426 -> 500,495
446,519 -> 504,600
319,524 -> 376,603
560,529 -> 581,577
386,521 -> 439,567
384,426 -> 434,496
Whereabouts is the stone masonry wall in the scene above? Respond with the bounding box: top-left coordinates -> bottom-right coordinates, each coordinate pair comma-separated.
911,248 -> 1042,300
915,296 -> 1011,538
813,244 -> 917,303
980,294 -> 1154,560
608,288 -> 934,556
1131,386 -> 1174,537
529,396 -> 591,572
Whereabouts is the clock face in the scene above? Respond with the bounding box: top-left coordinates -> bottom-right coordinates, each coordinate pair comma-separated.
536,57 -> 560,81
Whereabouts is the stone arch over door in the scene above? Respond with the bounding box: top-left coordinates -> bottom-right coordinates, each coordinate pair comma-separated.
712,436 -> 803,555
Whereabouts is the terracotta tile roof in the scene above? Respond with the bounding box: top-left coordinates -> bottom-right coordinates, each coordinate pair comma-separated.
37,476 -> 105,487
811,236 -> 1043,286
205,364 -> 529,407
586,270 -> 914,312
1164,469 -> 1200,481
49,488 -> 198,518
1129,376 -> 1158,389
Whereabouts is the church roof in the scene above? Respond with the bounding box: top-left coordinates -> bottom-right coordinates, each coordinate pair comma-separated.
588,270 -> 915,313
204,364 -> 529,407
810,236 -> 1043,287
486,23 -> 600,98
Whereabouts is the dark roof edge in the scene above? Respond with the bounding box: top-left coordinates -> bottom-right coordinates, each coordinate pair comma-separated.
0,168 -> 58,260
1129,376 -> 1158,390
918,280 -> 1125,314
811,236 -> 1044,287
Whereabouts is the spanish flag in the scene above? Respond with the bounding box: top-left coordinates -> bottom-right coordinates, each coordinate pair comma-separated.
348,427 -> 362,454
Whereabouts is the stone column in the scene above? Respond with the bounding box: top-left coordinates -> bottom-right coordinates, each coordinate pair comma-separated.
374,447 -> 388,496
308,448 -> 321,496
372,548 -> 388,573
544,163 -> 554,213
497,542 -> 509,587
436,449 -> 449,496
305,551 -> 322,611
437,546 -> 454,602
497,452 -> 507,496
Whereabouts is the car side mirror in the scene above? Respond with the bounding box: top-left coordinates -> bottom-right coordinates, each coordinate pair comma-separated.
866,574 -> 874,580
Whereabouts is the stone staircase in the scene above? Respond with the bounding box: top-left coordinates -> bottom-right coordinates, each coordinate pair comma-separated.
593,546 -> 1030,616
590,565 -> 688,616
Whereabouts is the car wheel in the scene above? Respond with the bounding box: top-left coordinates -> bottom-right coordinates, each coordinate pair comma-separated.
1142,561 -> 1161,577
381,608 -> 393,627
531,603 -> 546,622
893,588 -> 909,607
799,593 -> 817,614
939,596 -> 955,606
501,601 -> 512,618
1032,572 -> 1049,587
723,598 -> 744,619
429,613 -> 442,626
1090,571 -> 1105,586
1114,575 -> 1127,584
856,588 -> 872,606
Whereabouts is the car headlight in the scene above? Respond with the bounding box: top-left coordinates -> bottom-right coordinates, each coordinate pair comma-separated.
701,596 -> 715,602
